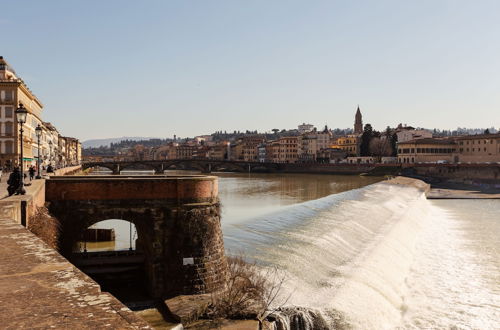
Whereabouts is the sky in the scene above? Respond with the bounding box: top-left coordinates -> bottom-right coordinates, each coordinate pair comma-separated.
2,0 -> 500,141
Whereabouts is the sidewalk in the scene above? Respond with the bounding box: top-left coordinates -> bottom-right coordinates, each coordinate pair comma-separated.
0,172 -> 42,200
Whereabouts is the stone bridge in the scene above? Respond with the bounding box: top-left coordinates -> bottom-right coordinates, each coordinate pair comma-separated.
45,175 -> 228,299
82,159 -> 282,174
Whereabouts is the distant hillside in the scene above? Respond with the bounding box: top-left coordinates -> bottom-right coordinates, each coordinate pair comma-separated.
82,137 -> 157,148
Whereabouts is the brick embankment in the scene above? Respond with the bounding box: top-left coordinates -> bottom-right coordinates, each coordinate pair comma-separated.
0,218 -> 152,329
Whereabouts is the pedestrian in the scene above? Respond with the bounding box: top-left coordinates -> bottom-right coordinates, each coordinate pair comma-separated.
7,167 -> 21,196
29,166 -> 35,181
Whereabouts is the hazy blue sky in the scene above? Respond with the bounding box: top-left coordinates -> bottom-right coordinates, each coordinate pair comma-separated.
2,0 -> 499,141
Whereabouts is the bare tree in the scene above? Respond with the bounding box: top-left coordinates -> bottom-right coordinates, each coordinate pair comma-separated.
369,136 -> 393,158
205,255 -> 289,328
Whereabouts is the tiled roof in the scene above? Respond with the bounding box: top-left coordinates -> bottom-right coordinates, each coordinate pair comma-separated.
399,138 -> 456,145
455,133 -> 500,140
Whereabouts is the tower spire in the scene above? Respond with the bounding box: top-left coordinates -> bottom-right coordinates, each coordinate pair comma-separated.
354,105 -> 363,134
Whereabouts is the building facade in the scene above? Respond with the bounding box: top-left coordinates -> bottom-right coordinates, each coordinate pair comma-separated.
397,138 -> 457,164
456,133 -> 500,163
0,56 -> 44,170
332,135 -> 361,156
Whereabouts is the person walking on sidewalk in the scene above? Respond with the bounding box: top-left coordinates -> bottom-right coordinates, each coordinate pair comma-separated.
29,166 -> 35,181
7,167 -> 21,196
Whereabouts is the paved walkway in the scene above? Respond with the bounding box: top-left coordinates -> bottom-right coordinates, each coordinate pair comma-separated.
0,218 -> 152,329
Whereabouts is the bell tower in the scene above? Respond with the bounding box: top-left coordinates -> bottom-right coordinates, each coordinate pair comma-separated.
354,106 -> 363,134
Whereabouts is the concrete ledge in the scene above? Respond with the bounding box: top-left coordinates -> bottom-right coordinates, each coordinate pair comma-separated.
0,218 -> 151,329
0,179 -> 45,225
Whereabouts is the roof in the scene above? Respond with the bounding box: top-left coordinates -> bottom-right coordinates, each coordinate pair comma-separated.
399,138 -> 456,145
455,133 -> 500,140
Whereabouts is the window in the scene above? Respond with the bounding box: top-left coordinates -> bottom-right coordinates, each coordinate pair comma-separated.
5,141 -> 13,154
4,122 -> 13,135
5,107 -> 13,118
4,91 -> 13,101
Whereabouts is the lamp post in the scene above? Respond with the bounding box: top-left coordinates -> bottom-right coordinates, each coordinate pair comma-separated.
48,140 -> 53,166
15,103 -> 28,195
35,124 -> 42,179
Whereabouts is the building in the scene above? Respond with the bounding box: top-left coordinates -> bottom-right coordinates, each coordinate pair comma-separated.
354,106 -> 363,134
277,136 -> 298,163
257,143 -> 267,163
208,142 -> 229,160
316,147 -> 347,163
345,156 -> 375,164
396,126 -> 433,143
43,122 -> 60,167
0,57 -> 81,170
298,123 -> 314,134
0,56 -> 44,170
332,135 -> 361,156
455,133 -> 500,163
239,136 -> 265,162
397,138 -> 457,164
298,126 -> 332,162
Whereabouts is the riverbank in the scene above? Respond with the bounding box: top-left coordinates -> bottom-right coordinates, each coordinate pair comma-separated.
427,188 -> 500,199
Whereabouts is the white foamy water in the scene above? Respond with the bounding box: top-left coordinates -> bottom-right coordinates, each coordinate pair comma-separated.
224,181 -> 500,329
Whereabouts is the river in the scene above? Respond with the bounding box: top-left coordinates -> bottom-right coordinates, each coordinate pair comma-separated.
87,170 -> 500,329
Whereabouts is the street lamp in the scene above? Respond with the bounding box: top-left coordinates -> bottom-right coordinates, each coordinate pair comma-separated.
48,140 -> 53,165
15,103 -> 28,195
35,124 -> 42,179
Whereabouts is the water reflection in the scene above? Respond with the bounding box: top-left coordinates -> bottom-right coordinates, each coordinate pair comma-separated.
77,219 -> 137,252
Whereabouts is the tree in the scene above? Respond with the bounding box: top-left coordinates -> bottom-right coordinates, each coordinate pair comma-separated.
484,128 -> 490,134
391,132 -> 398,157
369,137 -> 393,158
360,124 -> 374,156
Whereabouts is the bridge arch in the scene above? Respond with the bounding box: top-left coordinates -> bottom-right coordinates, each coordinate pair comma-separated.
78,218 -> 138,252
46,176 -> 228,298
119,161 -> 161,173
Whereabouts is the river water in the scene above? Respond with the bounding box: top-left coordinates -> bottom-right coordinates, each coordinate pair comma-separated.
88,171 -> 500,329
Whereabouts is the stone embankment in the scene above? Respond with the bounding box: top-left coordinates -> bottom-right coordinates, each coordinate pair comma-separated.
0,219 -> 152,329
0,167 -> 153,329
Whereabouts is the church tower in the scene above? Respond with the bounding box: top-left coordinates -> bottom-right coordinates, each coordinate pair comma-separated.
354,105 -> 363,134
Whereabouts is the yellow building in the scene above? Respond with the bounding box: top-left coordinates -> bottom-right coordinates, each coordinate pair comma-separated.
332,135 -> 360,156
0,56 -> 44,170
397,138 -> 457,164
456,133 -> 500,163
